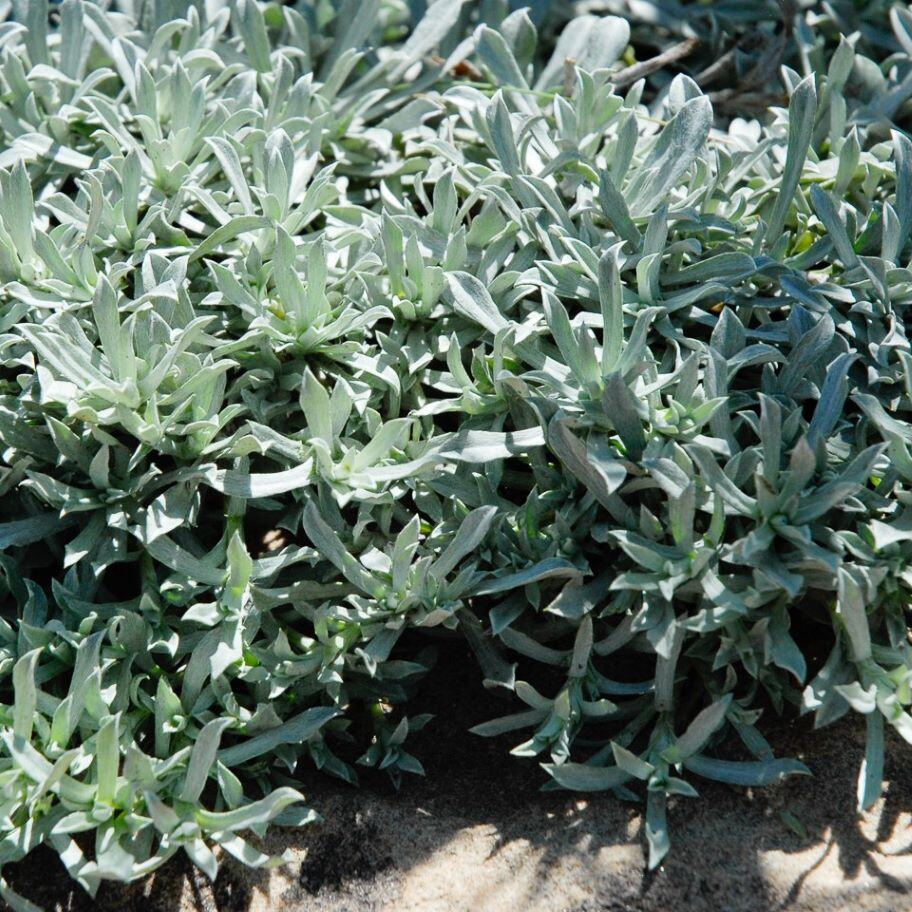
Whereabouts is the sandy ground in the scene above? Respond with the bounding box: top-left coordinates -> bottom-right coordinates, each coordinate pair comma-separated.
5,648 -> 912,912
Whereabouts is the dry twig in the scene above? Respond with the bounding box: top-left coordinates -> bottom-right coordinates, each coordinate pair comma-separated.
610,37 -> 701,89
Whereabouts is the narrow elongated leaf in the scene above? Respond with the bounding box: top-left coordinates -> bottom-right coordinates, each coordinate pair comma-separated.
219,708 -> 338,767
764,76 -> 817,245
684,755 -> 811,786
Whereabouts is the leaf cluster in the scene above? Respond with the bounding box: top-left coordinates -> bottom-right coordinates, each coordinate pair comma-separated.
0,0 -> 911,902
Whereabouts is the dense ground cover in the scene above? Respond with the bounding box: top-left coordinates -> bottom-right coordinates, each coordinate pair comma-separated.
1,0 -> 912,906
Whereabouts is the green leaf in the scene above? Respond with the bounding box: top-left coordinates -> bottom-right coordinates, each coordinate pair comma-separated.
476,26 -> 527,88
219,708 -> 338,767
858,711 -> 884,812
432,506 -> 497,581
764,76 -> 817,245
446,271 -> 509,334
667,695 -> 732,762
182,718 -> 233,803
196,787 -> 307,831
645,790 -> 669,869
12,648 -> 41,741
611,742 -> 654,780
548,417 -> 626,510
206,137 -> 254,214
837,568 -> 872,662
232,0 -> 272,72
542,762 -> 631,792
94,715 -> 119,804
473,558 -> 583,596
0,514 -> 73,550
536,15 -> 629,88
627,96 -> 713,215
684,755 -> 811,786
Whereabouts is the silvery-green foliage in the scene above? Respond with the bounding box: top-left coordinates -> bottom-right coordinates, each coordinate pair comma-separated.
0,0 -> 910,903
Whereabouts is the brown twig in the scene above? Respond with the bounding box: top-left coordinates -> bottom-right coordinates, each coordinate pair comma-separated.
610,37 -> 701,89
562,57 -> 577,97
708,90 -> 788,114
